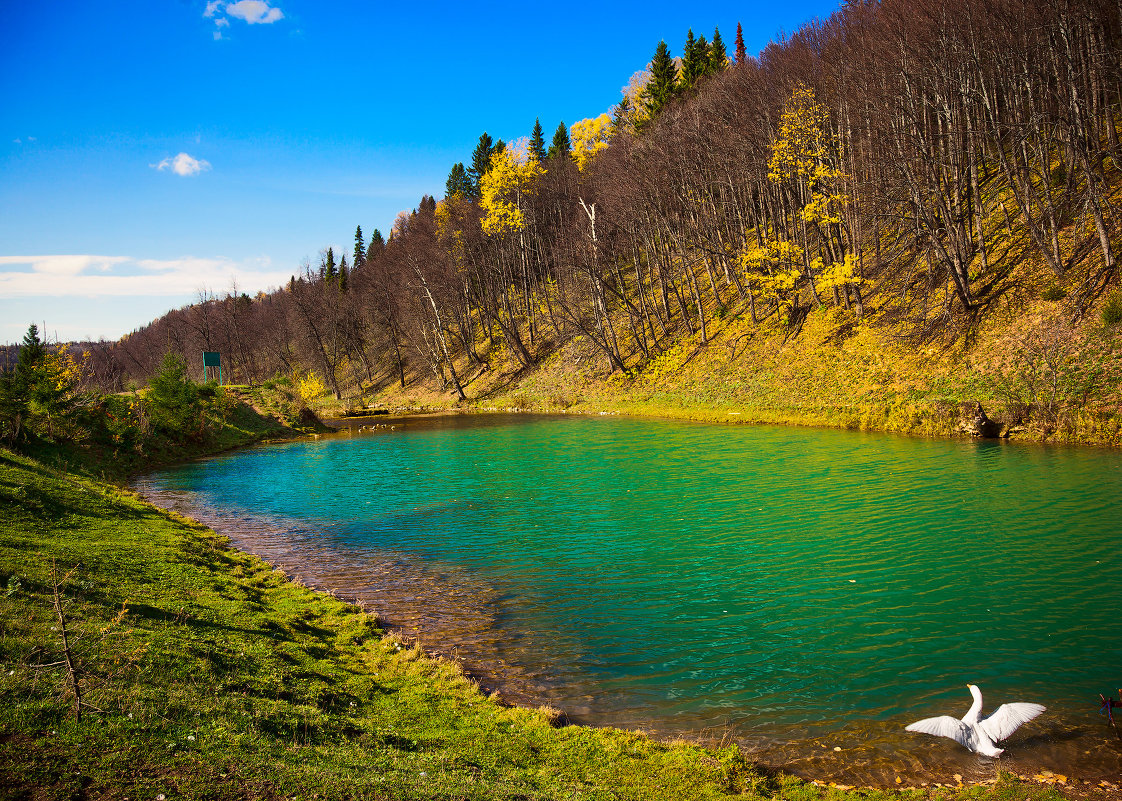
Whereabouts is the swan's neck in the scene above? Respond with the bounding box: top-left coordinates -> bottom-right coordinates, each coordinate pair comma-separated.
963,685 -> 983,724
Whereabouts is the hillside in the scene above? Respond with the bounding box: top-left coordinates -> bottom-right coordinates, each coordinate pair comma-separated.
75,0 -> 1121,447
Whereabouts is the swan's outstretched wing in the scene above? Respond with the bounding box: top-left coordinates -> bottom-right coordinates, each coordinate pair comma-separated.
978,703 -> 1045,742
906,715 -> 972,746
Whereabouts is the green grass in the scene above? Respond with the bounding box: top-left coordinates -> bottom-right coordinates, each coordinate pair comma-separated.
0,448 -> 1082,800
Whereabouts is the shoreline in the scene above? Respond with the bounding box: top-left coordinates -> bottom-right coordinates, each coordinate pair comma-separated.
130,432 -> 1122,794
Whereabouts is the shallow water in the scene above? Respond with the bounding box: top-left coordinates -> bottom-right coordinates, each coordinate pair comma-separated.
133,413 -> 1122,786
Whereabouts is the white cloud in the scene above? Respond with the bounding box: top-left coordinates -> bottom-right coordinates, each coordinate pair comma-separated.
151,152 -> 212,177
204,0 -> 283,34
227,1 -> 283,23
0,255 -> 291,299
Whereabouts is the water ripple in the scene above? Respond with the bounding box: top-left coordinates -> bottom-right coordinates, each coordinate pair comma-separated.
134,414 -> 1122,785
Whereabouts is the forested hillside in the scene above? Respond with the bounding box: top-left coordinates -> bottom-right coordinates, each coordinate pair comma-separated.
87,0 -> 1122,441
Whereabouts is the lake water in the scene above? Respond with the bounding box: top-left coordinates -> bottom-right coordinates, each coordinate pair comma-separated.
133,413 -> 1122,786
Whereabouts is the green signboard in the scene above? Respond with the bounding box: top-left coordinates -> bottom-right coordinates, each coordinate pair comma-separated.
202,352 -> 223,384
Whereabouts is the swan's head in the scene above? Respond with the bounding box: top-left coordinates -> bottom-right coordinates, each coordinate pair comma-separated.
967,684 -> 982,702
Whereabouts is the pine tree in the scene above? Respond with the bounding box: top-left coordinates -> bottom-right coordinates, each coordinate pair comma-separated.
681,29 -> 699,89
419,195 -> 437,215
323,247 -> 336,282
366,229 -> 385,261
681,30 -> 711,89
641,41 -> 679,120
0,324 -> 39,445
546,122 -> 570,160
353,225 -> 365,268
338,253 -> 349,292
446,162 -> 472,197
529,119 -> 546,162
17,324 -> 44,373
710,27 -> 728,73
469,132 -> 496,198
147,352 -> 202,440
735,22 -> 747,65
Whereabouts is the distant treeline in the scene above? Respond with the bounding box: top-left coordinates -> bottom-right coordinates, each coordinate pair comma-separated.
85,0 -> 1121,398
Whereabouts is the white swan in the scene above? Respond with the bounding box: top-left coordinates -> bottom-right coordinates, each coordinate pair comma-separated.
905,684 -> 1045,757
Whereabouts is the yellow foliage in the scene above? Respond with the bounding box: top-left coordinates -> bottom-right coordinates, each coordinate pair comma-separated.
44,346 -> 88,392
294,372 -> 327,403
570,114 -> 612,172
480,146 -> 543,236
768,82 -> 834,185
817,254 -> 862,292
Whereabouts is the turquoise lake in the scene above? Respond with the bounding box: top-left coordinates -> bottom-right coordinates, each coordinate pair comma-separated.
134,414 -> 1122,784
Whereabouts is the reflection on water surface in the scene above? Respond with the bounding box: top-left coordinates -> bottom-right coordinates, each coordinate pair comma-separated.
134,413 -> 1122,787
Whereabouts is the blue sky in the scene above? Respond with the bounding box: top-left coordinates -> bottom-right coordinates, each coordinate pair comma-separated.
1,0 -> 840,344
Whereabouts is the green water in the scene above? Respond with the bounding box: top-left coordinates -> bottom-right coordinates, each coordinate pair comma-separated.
137,414 -> 1122,782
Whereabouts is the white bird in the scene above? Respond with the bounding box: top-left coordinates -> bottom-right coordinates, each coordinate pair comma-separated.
905,684 -> 1045,757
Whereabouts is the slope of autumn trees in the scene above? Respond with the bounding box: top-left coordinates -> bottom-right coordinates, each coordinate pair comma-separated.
91,0 -> 1122,409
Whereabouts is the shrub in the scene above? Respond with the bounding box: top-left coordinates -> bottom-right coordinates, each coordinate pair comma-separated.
1041,283 -> 1066,302
1101,290 -> 1122,327
146,353 -> 204,440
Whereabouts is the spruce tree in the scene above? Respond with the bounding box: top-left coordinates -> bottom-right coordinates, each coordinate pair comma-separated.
547,122 -> 570,160
366,229 -> 385,261
323,247 -> 336,282
680,30 -> 698,89
338,253 -> 349,292
641,41 -> 679,120
469,132 -> 496,197
353,225 -> 365,268
147,352 -> 202,440
0,324 -> 39,445
529,119 -> 546,161
446,162 -> 472,197
710,27 -> 728,73
735,22 -> 747,65
681,30 -> 710,89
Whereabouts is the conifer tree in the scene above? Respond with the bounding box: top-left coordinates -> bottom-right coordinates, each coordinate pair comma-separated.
338,253 -> 349,292
681,29 -> 699,88
17,324 -> 45,372
681,30 -> 711,89
353,225 -> 365,268
529,119 -> 546,162
446,162 -> 472,197
641,41 -> 678,120
323,247 -> 336,282
0,325 -> 40,445
709,27 -> 728,73
147,352 -> 203,440
734,22 -> 747,65
469,133 -> 497,198
366,229 -> 385,261
547,122 -> 571,160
